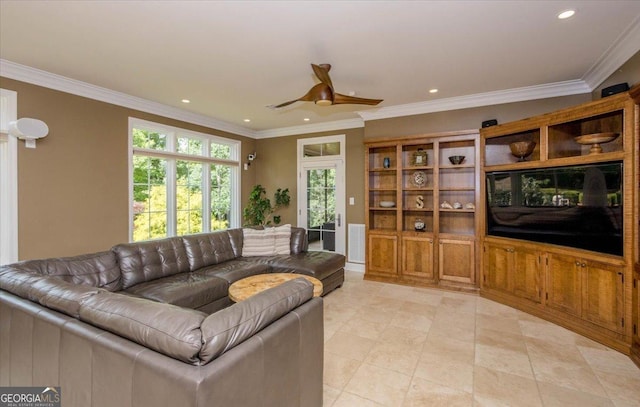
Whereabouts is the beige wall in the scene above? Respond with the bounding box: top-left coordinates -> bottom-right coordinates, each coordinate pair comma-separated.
254,127 -> 365,228
0,77 -> 255,260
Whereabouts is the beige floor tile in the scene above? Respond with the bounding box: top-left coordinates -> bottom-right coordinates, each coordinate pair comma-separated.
519,317 -> 580,346
323,384 -> 341,407
593,368 -> 640,405
364,342 -> 420,376
323,352 -> 362,390
332,391 -> 385,407
402,376 -> 473,407
414,355 -> 474,393
399,300 -> 438,319
475,343 -> 534,379
578,346 -> 640,376
389,310 -> 433,333
526,338 -> 608,397
473,365 -> 543,407
475,326 -> 528,353
378,325 -> 428,348
476,312 -> 523,336
324,331 -> 376,361
537,381 -> 615,407
338,316 -> 388,340
476,297 -> 519,318
421,334 -> 475,364
321,272 -> 636,407
345,363 -> 412,407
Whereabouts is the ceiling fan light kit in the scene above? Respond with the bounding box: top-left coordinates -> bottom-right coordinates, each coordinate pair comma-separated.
272,63 -> 383,108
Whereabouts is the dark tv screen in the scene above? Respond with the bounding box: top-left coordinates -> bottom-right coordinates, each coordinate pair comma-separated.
486,162 -> 623,256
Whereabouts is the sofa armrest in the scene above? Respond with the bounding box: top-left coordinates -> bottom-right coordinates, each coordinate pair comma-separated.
199,278 -> 313,363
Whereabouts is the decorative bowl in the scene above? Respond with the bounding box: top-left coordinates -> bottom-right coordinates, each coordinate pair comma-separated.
379,201 -> 396,208
448,155 -> 465,165
574,132 -> 619,154
509,141 -> 536,162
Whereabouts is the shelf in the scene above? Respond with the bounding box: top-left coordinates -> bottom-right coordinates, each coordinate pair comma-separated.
369,207 -> 398,211
370,168 -> 397,172
403,166 -> 434,171
439,164 -> 475,170
403,187 -> 434,191
439,208 -> 475,213
439,187 -> 474,192
403,208 -> 434,212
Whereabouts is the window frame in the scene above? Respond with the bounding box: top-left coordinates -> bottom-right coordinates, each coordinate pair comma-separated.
128,117 -> 240,241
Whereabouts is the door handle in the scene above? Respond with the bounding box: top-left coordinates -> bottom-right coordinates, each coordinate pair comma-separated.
337,213 -> 341,227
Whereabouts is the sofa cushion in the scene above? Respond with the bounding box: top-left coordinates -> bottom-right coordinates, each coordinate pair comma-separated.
242,228 -> 276,256
30,277 -> 103,318
79,291 -> 206,364
273,224 -> 292,255
196,260 -> 271,284
261,252 -> 346,281
199,278 -> 313,363
5,251 -> 121,291
182,230 -> 237,271
124,272 -> 229,309
113,237 -> 190,289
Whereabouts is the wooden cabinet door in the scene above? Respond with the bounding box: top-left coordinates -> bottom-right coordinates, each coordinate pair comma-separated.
513,248 -> 542,304
582,259 -> 624,333
546,253 -> 582,317
367,234 -> 398,276
402,236 -> 434,280
483,241 -> 513,293
439,238 -> 475,284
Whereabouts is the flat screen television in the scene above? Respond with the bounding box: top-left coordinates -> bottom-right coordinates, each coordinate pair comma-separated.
486,161 -> 623,256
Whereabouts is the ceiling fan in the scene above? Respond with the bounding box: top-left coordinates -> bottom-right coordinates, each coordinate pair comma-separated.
270,64 -> 383,108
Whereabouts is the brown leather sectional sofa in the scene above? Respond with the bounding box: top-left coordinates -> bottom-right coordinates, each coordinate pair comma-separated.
0,227 -> 344,407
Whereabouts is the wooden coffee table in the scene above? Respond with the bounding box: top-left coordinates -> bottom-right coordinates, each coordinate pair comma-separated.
229,273 -> 323,302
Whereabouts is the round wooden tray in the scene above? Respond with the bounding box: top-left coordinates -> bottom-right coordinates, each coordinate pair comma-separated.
573,132 -> 619,154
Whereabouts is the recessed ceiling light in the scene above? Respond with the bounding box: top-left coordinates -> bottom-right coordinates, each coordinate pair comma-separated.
429,88 -> 438,94
243,119 -> 251,123
181,99 -> 190,103
303,118 -> 310,122
557,9 -> 575,19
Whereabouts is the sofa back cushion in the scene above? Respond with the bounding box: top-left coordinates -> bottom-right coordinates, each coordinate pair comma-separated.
4,251 -> 122,291
79,291 -> 206,365
112,237 -> 190,289
182,230 -> 237,271
290,227 -> 308,254
199,278 -> 313,363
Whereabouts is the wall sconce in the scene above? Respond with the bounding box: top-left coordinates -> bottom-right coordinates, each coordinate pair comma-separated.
244,152 -> 256,170
8,118 -> 49,148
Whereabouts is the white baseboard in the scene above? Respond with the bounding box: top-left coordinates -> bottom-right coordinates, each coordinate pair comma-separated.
345,262 -> 365,273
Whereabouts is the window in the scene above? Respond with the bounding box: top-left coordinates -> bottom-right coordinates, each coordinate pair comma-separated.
129,118 -> 240,242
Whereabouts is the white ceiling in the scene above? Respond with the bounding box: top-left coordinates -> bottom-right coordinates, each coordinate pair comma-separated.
1,1 -> 640,138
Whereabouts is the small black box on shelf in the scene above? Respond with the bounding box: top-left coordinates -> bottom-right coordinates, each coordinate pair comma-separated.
482,119 -> 498,128
601,83 -> 629,98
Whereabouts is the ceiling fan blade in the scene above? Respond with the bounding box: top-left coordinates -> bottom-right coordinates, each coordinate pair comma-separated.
311,64 -> 333,89
333,93 -> 383,106
270,99 -> 301,109
270,83 -> 333,108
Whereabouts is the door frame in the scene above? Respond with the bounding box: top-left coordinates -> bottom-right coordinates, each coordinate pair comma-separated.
297,135 -> 346,254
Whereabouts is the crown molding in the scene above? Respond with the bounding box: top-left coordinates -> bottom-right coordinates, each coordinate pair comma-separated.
253,118 -> 364,139
0,59 -> 257,138
582,14 -> 640,89
357,80 -> 591,122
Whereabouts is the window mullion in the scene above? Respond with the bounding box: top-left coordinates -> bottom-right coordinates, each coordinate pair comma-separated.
166,133 -> 177,236
203,163 -> 211,232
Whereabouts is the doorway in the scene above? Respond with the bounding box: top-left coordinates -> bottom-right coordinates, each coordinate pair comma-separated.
297,135 -> 345,254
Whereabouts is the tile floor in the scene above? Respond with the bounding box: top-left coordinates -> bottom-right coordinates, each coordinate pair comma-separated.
322,271 -> 640,407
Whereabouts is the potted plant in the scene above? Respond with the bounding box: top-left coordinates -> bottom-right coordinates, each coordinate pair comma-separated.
243,185 -> 290,226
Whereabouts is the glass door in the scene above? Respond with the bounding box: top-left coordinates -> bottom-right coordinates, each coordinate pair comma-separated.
297,135 -> 346,254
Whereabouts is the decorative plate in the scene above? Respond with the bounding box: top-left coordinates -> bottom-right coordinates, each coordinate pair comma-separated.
411,171 -> 427,187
